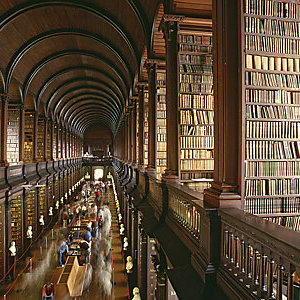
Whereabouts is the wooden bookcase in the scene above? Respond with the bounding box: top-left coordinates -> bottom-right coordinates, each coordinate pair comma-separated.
156,70 -> 167,175
242,0 -> 300,230
24,112 -> 34,163
37,117 -> 45,162
144,90 -> 149,167
48,181 -> 54,208
0,203 -> 4,277
178,29 -> 214,193
55,178 -> 59,203
39,186 -> 46,219
53,124 -> 57,159
7,107 -> 20,165
11,195 -> 22,256
47,122 -> 52,161
26,189 -> 36,237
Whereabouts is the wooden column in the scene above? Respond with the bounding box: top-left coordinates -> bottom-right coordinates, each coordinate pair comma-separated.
49,120 -> 54,161
124,115 -> 128,162
19,105 -> 25,164
204,0 -> 241,208
140,232 -> 148,300
137,85 -> 145,168
161,17 -> 181,178
43,117 -> 48,161
32,112 -> 38,163
56,124 -> 60,160
0,95 -> 9,166
131,101 -> 137,165
146,61 -> 157,170
127,111 -> 132,163
61,127 -> 64,159
65,130 -> 68,159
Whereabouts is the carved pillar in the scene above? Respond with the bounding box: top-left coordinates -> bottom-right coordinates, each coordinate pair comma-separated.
19,105 -> 25,164
124,115 -> 128,162
146,61 -> 157,170
32,111 -> 38,163
61,127 -> 65,159
49,120 -> 54,161
137,85 -> 145,167
0,95 -> 9,166
161,17 -> 181,178
204,0 -> 242,208
127,110 -> 132,163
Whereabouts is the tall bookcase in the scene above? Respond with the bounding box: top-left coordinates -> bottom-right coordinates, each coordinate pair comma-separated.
55,178 -> 59,203
39,186 -> 46,219
0,203 -> 4,277
7,107 -> 20,165
242,0 -> 300,230
178,30 -> 214,193
156,70 -> 167,175
144,90 -> 149,167
48,181 -> 53,208
26,189 -> 36,237
37,117 -> 45,162
53,124 -> 57,159
24,112 -> 34,163
47,122 -> 52,161
11,195 -> 22,256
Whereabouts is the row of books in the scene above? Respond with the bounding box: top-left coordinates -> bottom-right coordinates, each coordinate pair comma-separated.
245,35 -> 300,54
11,196 -> 22,254
180,171 -> 213,181
157,143 -> 166,152
245,16 -> 300,37
179,54 -> 212,65
179,34 -> 212,45
157,159 -> 166,165
179,44 -> 211,53
246,120 -> 300,139
246,103 -> 300,119
246,54 -> 300,72
245,160 -> 300,177
245,71 -> 300,88
183,181 -> 211,193
180,83 -> 213,93
180,149 -> 213,159
246,89 -> 300,104
180,159 -> 213,171
264,216 -> 300,231
245,0 -> 300,19
180,109 -> 214,125
157,134 -> 166,142
245,178 -> 300,196
180,136 -> 214,149
244,197 -> 300,214
180,64 -> 212,73
180,124 -> 213,136
7,109 -> 19,164
179,94 -> 213,109
157,111 -> 166,119
246,140 -> 300,159
179,74 -> 213,84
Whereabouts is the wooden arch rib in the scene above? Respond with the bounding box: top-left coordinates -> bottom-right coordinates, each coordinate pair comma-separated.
5,29 -> 133,93
23,49 -> 129,107
0,0 -> 140,67
37,65 -> 127,109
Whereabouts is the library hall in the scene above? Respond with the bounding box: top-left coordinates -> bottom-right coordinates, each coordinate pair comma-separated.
1,0 -> 300,299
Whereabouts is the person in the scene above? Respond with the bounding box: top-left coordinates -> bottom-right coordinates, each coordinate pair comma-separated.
83,227 -> 92,264
58,240 -> 68,267
80,240 -> 91,264
42,282 -> 54,300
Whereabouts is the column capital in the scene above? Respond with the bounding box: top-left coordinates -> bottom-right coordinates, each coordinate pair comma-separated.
159,15 -> 183,41
0,94 -> 8,102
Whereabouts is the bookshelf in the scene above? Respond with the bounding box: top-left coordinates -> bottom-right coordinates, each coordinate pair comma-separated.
24,112 -> 34,163
11,195 -> 22,257
48,181 -> 53,208
53,124 -> 57,159
55,178 -> 59,203
178,31 -> 214,193
0,203 -> 4,277
26,189 -> 36,237
7,107 -> 20,165
136,100 -> 139,163
242,0 -> 300,230
144,90 -> 149,167
47,122 -> 52,160
37,118 -> 45,162
156,70 -> 167,175
39,186 -> 46,219
60,176 -> 63,201
57,128 -> 61,159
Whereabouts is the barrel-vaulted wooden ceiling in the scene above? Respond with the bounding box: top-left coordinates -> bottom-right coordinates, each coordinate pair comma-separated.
0,0 -> 212,136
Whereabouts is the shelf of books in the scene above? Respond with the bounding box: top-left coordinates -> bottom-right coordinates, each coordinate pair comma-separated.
57,128 -> 61,159
7,107 -> 20,165
156,70 -> 167,175
0,203 -> 4,277
178,30 -> 214,193
11,195 -> 22,257
47,122 -> 52,160
24,112 -> 34,163
136,100 -> 139,163
60,175 -> 64,201
26,189 -> 36,237
55,178 -> 59,203
243,0 -> 300,231
39,186 -> 46,220
37,117 -> 45,162
144,90 -> 149,167
48,181 -> 53,208
53,124 -> 57,159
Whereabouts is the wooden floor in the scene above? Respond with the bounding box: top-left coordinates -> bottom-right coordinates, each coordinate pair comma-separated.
1,188 -> 129,300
